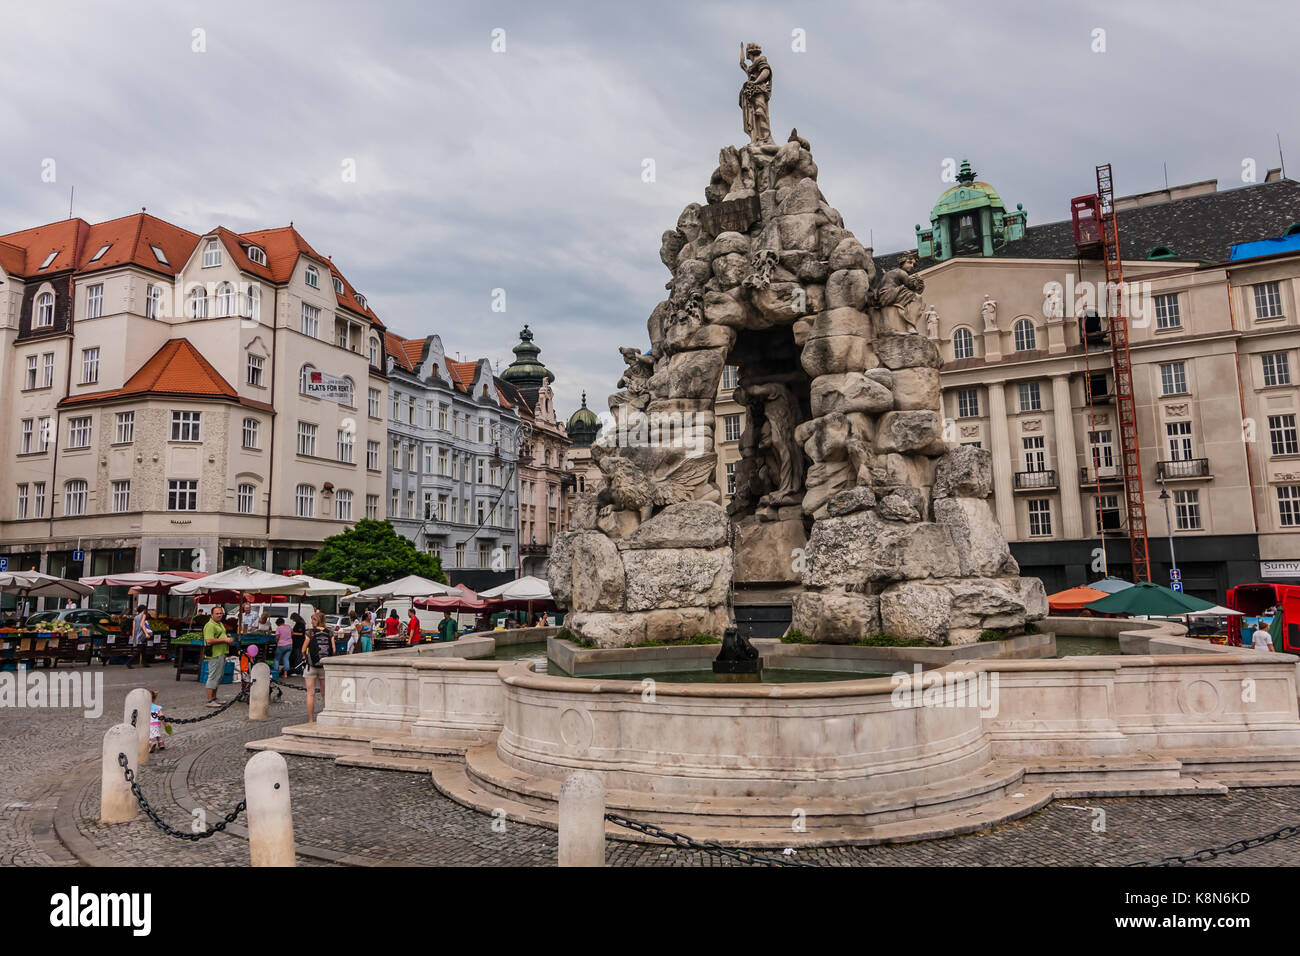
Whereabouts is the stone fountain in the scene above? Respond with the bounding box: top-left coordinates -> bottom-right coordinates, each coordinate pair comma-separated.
550,41 -> 1048,651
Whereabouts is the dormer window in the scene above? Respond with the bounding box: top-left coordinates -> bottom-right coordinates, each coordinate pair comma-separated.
39,251 -> 58,270
247,246 -> 267,266
305,265 -> 319,289
355,293 -> 367,310
34,291 -> 55,328
89,244 -> 111,262
332,276 -> 344,295
151,245 -> 169,265
202,239 -> 222,268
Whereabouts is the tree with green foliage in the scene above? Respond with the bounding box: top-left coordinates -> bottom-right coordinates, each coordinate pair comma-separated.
301,519 -> 446,591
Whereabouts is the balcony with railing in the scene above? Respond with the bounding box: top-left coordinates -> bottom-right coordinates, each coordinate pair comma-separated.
1014,469 -> 1057,491
520,542 -> 550,556
1079,465 -> 1124,485
1157,458 -> 1211,480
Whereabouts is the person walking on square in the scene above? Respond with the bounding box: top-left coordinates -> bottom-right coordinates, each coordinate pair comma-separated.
301,609 -> 334,722
1252,621 -> 1275,651
148,690 -> 166,752
289,612 -> 307,673
203,606 -> 235,706
438,610 -> 457,643
359,610 -> 375,654
406,608 -> 422,645
384,609 -> 401,640
273,617 -> 293,676
128,604 -> 151,669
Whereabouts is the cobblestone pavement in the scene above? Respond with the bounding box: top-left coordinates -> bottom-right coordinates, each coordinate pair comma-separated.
10,661 -> 1300,866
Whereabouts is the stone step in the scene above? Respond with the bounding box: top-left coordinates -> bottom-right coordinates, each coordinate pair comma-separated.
336,753 -> 442,773
431,758 -> 1056,848
462,744 -> 1027,828
1188,770 -> 1300,788
245,734 -> 369,760
369,737 -> 473,758
1048,779 -> 1228,798
1166,748 -> 1300,776
280,722 -> 394,743
1023,754 -> 1184,783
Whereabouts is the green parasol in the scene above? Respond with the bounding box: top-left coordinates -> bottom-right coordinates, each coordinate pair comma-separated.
1084,581 -> 1216,616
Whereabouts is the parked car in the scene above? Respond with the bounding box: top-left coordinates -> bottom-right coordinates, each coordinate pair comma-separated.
24,608 -> 116,637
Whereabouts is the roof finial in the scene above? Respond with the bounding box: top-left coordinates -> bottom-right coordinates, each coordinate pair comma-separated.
581,390 -> 587,407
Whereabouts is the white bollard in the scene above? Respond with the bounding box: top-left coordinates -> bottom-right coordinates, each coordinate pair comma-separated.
248,662 -> 271,721
100,723 -> 138,825
245,750 -> 295,866
124,688 -> 152,766
558,770 -> 605,867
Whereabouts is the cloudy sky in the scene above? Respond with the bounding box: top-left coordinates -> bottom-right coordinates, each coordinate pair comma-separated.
2,0 -> 1295,422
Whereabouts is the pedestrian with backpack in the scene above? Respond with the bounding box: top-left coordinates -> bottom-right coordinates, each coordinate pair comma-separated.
301,609 -> 335,722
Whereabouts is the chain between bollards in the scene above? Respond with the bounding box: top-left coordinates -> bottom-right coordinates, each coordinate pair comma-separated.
604,812 -> 816,867
159,686 -> 250,724
116,752 -> 245,841
1126,822 -> 1300,866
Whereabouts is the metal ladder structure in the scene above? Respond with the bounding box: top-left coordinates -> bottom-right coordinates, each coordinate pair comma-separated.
1094,163 -> 1152,582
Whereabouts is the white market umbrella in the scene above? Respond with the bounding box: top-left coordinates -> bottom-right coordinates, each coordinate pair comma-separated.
169,565 -> 312,596
0,571 -> 93,600
1183,605 -> 1244,617
478,576 -> 553,602
283,574 -> 356,597
79,572 -> 193,588
341,574 -> 456,603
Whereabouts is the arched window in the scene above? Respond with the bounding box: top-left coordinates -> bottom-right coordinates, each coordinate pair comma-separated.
246,246 -> 266,266
244,283 -> 261,321
188,287 -> 208,319
369,337 -> 379,367
341,376 -> 356,408
1013,319 -> 1036,352
332,276 -> 344,295
299,364 -> 315,394
215,282 -> 236,317
34,291 -> 55,328
953,327 -> 974,360
237,483 -> 256,514
295,484 -> 315,518
64,479 -> 88,517
305,265 -> 319,289
335,489 -> 353,521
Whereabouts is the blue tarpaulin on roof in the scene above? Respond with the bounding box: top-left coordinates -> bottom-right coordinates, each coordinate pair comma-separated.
1230,232 -> 1300,260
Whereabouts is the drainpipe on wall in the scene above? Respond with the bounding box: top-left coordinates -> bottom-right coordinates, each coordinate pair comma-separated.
263,286 -> 279,561
47,279 -> 75,551
1225,268 -> 1261,536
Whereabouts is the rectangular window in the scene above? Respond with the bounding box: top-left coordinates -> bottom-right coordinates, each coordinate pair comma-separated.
1159,362 -> 1188,396
86,284 -> 104,319
42,353 -> 54,388
438,495 -> 448,521
424,401 -> 433,428
335,489 -> 353,521
115,412 -> 135,444
1166,420 -> 1193,461
1254,281 -> 1283,319
1088,430 -> 1114,471
438,405 -> 448,430
957,388 -> 980,419
25,355 -> 37,389
237,484 -> 255,514
407,443 -> 416,472
365,494 -> 378,520
20,419 -> 32,454
1262,352 -> 1292,387
721,365 -> 739,390
111,480 -> 130,513
38,417 -> 50,452
1173,489 -> 1201,530
1022,435 -> 1046,472
1017,382 -> 1042,412
146,284 -> 162,319
439,449 -> 449,475
297,422 -> 317,457
1027,499 -> 1052,537
1094,494 -> 1122,533
80,347 -> 100,384
476,458 -> 485,484
423,445 -> 433,474
202,239 -> 222,268
1153,293 -> 1180,329
15,483 -> 27,519
242,418 -> 260,449
337,429 -> 354,463
392,443 -> 401,469
368,388 -> 380,418
68,416 -> 92,449
296,485 -> 315,518
247,354 -> 264,387
477,499 -> 487,525
64,480 -> 88,517
726,461 -> 737,496
300,303 -> 319,337
167,480 -> 198,511
367,440 -> 380,471
455,544 -> 465,568
723,415 -> 742,442
1278,486 -> 1300,527
1088,372 -> 1109,401
170,410 -> 201,442
392,392 -> 401,420
477,418 -> 486,442
1269,414 -> 1299,456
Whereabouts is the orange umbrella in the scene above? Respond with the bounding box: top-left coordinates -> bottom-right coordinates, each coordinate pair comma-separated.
1048,585 -> 1108,613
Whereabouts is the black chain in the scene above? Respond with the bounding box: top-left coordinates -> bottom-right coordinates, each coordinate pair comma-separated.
270,677 -> 306,693
130,708 -> 137,727
116,752 -> 245,841
1126,822 -> 1300,866
604,812 -> 816,867
159,687 -> 249,724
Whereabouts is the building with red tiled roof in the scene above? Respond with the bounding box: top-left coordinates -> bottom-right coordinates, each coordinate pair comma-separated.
0,210 -> 394,599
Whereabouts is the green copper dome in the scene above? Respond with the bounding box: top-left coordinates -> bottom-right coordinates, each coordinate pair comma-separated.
565,392 -> 602,447
930,159 -> 1006,219
501,324 -> 555,399
915,158 -> 1027,262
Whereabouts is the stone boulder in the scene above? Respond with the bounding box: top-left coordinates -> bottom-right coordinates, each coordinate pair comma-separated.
621,548 -> 731,612
877,332 -> 942,370
789,591 -> 881,644
877,492 -> 921,523
932,444 -> 993,499
803,511 -> 958,587
874,410 -> 947,456
801,332 -> 873,378
932,497 -> 1016,577
878,583 -> 952,645
810,372 -> 894,417
647,347 -> 725,400
620,501 -> 728,551
824,268 -> 871,310
568,490 -> 600,531
547,531 -> 577,608
570,531 -> 626,612
826,485 -> 876,516
890,367 -> 941,412
1004,575 -> 1048,620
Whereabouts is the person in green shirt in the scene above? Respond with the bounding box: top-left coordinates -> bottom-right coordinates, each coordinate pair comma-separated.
203,605 -> 235,705
437,611 -> 457,643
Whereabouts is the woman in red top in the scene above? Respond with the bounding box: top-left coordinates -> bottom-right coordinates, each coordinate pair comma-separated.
384,610 -> 401,637
406,609 -> 421,645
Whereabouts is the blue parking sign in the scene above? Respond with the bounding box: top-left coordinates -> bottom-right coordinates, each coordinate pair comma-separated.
0,557 -> 7,571
1171,581 -> 1184,592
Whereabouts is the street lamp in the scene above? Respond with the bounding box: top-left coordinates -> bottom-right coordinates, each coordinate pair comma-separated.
1158,475 -> 1178,584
